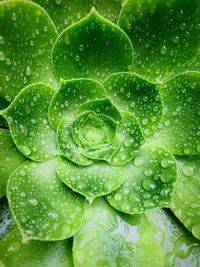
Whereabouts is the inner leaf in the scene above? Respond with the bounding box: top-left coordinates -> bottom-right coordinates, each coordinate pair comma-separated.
72,111 -> 117,150
48,78 -> 106,129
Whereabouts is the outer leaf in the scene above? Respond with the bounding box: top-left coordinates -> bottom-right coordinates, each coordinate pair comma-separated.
32,0 -> 123,32
109,111 -> 145,165
57,156 -> 124,203
73,198 -> 164,267
0,197 -> 15,240
103,72 -> 163,136
0,97 -> 9,127
7,159 -> 85,241
148,72 -> 200,155
118,0 -> 200,82
0,0 -> 58,101
107,145 -> 177,214
146,209 -> 200,267
171,156 -> 200,240
77,98 -> 122,123
0,228 -> 74,267
48,78 -> 106,129
52,10 -> 134,83
2,84 -> 57,161
57,118 -> 93,166
0,129 -> 26,199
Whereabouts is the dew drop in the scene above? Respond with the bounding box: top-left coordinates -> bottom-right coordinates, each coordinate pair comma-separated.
11,13 -> 17,21
182,162 -> 195,177
26,65 -> 32,76
0,36 -> 5,44
75,55 -> 80,62
172,36 -> 179,43
160,45 -> 167,54
0,51 -> 5,61
79,44 -> 84,51
20,145 -> 31,156
55,0 -> 62,4
174,235 -> 193,259
29,198 -> 38,206
134,156 -> 145,167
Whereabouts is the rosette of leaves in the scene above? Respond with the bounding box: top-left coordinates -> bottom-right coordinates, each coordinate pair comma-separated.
0,0 -> 200,266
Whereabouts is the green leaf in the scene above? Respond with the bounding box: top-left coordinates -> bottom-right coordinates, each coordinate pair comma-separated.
103,72 -> 163,136
73,198 -> 164,267
118,0 -> 200,82
171,156 -> 200,240
73,111 -> 117,150
107,145 -> 177,214
0,228 -> 74,267
57,156 -> 124,203
77,98 -> 122,123
148,72 -> 200,155
48,78 -> 106,129
2,83 -> 57,161
0,129 -> 26,199
57,118 -> 93,166
7,159 -> 85,241
32,0 -> 123,32
52,10 -> 134,83
108,111 -> 145,166
0,197 -> 15,239
146,209 -> 200,267
0,0 -> 58,101
0,97 -> 9,127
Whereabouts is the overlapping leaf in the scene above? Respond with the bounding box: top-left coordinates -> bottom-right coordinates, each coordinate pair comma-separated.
2,84 -> 57,161
32,0 -> 123,32
52,10 -> 134,82
146,209 -> 200,267
0,129 -> 26,199
119,0 -> 200,82
73,198 -> 164,267
103,72 -> 163,136
171,156 -> 200,240
0,0 -> 58,101
0,228 -> 74,267
57,156 -> 125,203
148,72 -> 200,155
7,159 -> 85,241
107,145 -> 177,214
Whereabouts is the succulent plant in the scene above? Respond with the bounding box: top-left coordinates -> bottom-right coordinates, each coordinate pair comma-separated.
0,0 -> 200,266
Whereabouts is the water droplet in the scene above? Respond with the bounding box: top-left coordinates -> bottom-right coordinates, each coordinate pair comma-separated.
11,13 -> 17,21
55,0 -> 62,4
172,36 -> 179,43
182,162 -> 195,177
174,235 -> 194,259
0,51 -> 5,61
29,198 -> 38,206
161,157 -> 174,168
20,145 -> 31,156
192,224 -> 200,239
134,156 -> 145,166
79,44 -> 84,51
26,65 -> 32,76
142,179 -> 156,191
160,45 -> 167,54
0,36 -> 5,44
75,55 -> 80,62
